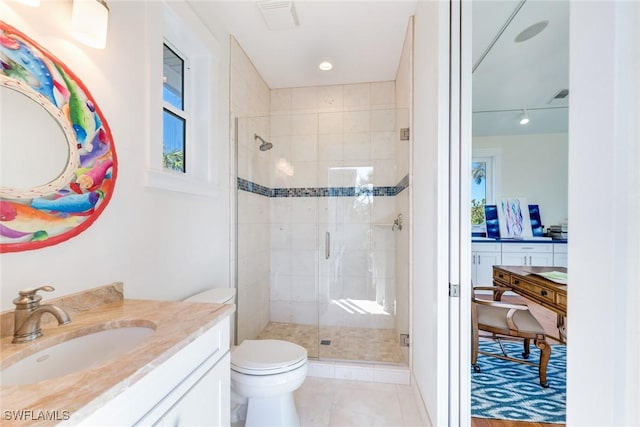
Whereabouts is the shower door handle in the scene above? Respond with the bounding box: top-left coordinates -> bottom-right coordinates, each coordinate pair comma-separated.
325,231 -> 330,259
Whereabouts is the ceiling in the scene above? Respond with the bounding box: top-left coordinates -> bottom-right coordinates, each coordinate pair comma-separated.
190,1 -> 418,89
471,1 -> 569,136
189,0 -> 568,136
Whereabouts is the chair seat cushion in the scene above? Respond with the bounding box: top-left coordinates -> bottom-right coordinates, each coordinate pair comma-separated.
477,304 -> 545,334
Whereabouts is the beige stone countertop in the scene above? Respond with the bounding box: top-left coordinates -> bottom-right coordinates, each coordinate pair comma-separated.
0,298 -> 234,426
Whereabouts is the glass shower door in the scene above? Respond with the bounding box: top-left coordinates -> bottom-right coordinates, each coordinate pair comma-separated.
318,165 -> 402,363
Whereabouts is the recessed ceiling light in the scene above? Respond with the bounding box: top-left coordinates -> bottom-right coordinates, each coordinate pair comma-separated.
515,21 -> 549,43
318,61 -> 333,71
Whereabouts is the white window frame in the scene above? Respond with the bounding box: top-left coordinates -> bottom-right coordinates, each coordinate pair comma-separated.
162,41 -> 189,174
146,3 -> 215,196
471,148 -> 501,233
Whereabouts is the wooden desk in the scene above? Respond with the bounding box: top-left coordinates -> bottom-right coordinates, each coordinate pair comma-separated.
493,265 -> 567,341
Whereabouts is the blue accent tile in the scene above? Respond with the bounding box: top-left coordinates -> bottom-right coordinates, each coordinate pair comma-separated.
237,173 -> 410,198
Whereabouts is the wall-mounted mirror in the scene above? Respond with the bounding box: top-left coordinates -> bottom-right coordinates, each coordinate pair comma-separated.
0,21 -> 117,253
1,85 -> 72,190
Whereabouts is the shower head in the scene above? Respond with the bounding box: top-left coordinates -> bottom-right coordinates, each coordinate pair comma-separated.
255,133 -> 273,151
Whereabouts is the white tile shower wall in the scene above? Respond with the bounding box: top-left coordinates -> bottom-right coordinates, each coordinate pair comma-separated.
231,38 -> 271,343
372,225 -> 396,314
270,82 -> 396,189
261,80 -> 402,332
236,191 -> 271,342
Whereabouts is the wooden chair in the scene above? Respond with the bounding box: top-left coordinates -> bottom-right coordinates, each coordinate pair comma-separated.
471,286 -> 552,388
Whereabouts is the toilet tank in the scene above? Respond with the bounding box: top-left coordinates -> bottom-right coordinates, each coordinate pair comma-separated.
184,288 -> 236,346
184,288 -> 236,304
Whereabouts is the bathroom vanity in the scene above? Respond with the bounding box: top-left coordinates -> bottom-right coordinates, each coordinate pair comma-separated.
0,284 -> 234,426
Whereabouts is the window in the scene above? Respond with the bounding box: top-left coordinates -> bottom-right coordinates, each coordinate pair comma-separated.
162,44 -> 187,173
146,3 -> 218,196
471,155 -> 495,231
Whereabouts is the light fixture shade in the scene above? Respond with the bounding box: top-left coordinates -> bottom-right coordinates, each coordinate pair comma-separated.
71,0 -> 109,49
15,0 -> 40,6
519,109 -> 530,125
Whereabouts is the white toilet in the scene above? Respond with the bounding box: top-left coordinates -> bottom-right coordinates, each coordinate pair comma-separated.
231,339 -> 308,427
183,289 -> 308,427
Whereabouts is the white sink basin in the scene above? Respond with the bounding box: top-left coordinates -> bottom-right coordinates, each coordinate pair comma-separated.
1,326 -> 155,386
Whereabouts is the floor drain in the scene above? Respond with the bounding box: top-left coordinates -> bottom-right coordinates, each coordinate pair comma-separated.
320,340 -> 331,345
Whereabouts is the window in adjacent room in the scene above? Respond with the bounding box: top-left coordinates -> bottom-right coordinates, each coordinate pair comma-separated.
471,156 -> 494,231
162,43 -> 187,173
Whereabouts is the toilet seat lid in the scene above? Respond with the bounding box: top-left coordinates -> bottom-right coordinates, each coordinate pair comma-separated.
231,339 -> 307,374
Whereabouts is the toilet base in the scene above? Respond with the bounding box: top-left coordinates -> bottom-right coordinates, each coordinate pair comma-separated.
245,393 -> 300,427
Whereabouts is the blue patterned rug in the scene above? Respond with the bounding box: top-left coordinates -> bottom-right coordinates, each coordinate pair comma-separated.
471,340 -> 566,424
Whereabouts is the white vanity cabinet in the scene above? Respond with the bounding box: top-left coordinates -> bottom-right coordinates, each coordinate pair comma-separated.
77,316 -> 231,426
471,242 -> 502,286
151,352 -> 230,426
553,243 -> 568,267
501,243 -> 554,267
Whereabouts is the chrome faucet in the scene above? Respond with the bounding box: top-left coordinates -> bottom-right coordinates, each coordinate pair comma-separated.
12,286 -> 71,343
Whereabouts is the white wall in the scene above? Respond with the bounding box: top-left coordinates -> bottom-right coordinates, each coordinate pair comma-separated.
0,1 -> 231,309
568,2 -> 640,425
412,1 -> 451,425
473,133 -> 568,228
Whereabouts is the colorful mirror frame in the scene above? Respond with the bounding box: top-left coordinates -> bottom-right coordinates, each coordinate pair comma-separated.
0,21 -> 117,253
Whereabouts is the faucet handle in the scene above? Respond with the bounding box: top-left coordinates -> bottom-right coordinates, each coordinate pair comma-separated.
13,286 -> 55,306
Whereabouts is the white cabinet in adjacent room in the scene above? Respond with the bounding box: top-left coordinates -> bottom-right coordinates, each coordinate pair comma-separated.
471,242 -> 502,286
501,243 -> 554,267
553,243 -> 568,267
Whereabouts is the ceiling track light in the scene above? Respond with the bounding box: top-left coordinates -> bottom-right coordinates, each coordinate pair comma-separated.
519,109 -> 530,125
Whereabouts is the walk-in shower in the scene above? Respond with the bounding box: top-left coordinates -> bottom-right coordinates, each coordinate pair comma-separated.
231,20 -> 413,366
235,109 -> 410,364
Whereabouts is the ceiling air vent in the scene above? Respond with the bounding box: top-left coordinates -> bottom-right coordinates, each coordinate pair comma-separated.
256,0 -> 299,31
548,89 -> 569,104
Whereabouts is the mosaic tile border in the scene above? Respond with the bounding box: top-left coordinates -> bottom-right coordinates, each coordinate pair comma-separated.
237,174 -> 410,198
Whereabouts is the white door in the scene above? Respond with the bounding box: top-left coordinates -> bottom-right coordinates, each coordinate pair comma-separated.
450,0 -> 471,424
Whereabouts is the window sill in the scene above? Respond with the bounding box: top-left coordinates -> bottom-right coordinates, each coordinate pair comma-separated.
145,169 -> 218,197
472,224 -> 486,234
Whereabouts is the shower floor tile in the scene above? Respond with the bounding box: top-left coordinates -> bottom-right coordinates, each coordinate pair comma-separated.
257,322 -> 406,364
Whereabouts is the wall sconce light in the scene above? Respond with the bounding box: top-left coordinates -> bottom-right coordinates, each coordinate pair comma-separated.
71,0 -> 110,49
519,109 -> 530,125
15,0 -> 40,6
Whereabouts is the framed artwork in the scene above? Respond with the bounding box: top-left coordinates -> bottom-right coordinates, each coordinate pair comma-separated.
483,205 -> 500,239
528,204 -> 544,236
497,198 -> 533,239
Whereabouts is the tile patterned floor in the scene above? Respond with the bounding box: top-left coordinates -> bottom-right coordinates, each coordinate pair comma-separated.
232,377 -> 429,427
257,322 -> 406,363
294,377 -> 429,427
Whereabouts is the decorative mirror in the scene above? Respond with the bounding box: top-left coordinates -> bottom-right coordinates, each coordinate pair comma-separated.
0,21 -> 117,253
